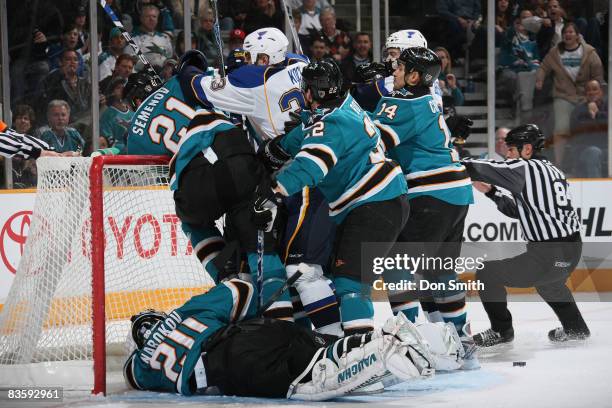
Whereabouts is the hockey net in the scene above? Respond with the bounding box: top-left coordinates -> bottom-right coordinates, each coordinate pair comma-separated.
0,156 -> 214,394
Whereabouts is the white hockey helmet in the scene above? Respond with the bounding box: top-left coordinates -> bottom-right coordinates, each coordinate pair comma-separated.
384,29 -> 428,53
243,27 -> 289,65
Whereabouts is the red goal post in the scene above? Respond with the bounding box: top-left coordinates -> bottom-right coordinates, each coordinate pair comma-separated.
0,155 -> 214,395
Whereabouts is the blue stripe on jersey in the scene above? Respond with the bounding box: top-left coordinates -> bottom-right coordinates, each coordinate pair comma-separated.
227,64 -> 270,88
286,53 -> 310,64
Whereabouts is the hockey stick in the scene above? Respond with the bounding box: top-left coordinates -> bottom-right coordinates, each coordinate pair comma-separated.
209,0 -> 226,77
256,229 -> 264,308
257,270 -> 302,316
98,0 -> 163,87
279,0 -> 303,55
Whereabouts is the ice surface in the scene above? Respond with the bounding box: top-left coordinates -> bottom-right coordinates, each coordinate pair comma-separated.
18,295 -> 612,408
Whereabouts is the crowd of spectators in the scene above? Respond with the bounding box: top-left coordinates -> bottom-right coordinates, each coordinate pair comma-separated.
1,0 -> 610,188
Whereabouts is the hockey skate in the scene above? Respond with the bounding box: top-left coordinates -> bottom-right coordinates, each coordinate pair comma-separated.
473,327 -> 514,347
548,327 -> 590,342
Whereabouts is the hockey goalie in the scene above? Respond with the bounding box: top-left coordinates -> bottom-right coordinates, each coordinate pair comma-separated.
123,276 -> 469,400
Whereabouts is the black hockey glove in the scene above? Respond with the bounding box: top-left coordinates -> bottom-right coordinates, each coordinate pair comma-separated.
355,62 -> 391,84
445,115 -> 473,144
251,176 -> 283,232
257,136 -> 291,173
283,111 -> 302,134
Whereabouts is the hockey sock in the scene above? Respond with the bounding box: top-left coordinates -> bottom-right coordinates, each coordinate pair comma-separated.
391,301 -> 420,322
421,297 -> 444,323
333,276 -> 374,335
290,286 -> 312,328
247,253 -> 293,320
287,264 -> 342,336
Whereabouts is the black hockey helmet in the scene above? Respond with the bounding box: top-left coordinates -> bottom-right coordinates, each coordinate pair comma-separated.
301,58 -> 344,102
505,124 -> 545,151
397,47 -> 441,87
225,48 -> 248,73
130,309 -> 168,349
177,49 -> 208,74
123,71 -> 161,110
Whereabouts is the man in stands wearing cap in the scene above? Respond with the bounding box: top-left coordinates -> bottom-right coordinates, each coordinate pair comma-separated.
100,27 -> 129,81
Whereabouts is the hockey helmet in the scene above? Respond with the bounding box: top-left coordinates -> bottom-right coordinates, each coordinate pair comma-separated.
177,49 -> 208,73
123,71 -> 161,110
505,124 -> 545,151
301,58 -> 344,102
384,29 -> 428,60
130,309 -> 168,350
243,27 -> 289,65
225,48 -> 249,73
396,47 -> 441,87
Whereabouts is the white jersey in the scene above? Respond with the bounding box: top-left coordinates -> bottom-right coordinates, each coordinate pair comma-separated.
189,54 -> 309,141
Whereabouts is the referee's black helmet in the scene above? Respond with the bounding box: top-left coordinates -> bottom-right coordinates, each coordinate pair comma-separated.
505,124 -> 545,151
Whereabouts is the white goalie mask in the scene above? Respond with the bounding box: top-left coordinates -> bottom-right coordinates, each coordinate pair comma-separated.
384,29 -> 428,61
243,27 -> 289,65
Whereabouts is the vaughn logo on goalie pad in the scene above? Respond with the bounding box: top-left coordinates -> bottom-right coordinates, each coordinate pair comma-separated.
338,353 -> 378,383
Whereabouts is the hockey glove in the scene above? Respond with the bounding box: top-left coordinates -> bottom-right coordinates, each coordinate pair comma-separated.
257,136 -> 291,173
283,111 -> 302,134
445,115 -> 473,144
355,62 -> 391,84
251,177 -> 283,232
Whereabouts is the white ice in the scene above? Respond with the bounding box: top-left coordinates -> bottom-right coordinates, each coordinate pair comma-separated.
20,295 -> 612,408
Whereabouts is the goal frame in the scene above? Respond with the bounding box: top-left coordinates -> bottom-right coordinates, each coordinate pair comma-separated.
90,155 -> 169,395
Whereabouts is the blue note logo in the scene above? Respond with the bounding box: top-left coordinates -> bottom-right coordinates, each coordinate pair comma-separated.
257,31 -> 268,40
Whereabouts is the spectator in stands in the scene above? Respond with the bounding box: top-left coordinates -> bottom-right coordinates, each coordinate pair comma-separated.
497,12 -> 540,121
435,46 -> 465,107
244,0 -> 284,34
536,22 -> 604,168
340,32 -> 372,90
196,10 -> 221,67
310,35 -> 330,62
522,0 -> 567,58
130,0 -> 175,33
97,0 -> 131,44
495,0 -> 514,44
162,58 -> 178,80
480,127 -> 511,160
100,54 -> 134,99
298,0 -> 322,35
41,50 -> 92,123
319,7 -> 351,62
74,5 -> 90,56
286,0 -> 330,9
228,29 -> 247,54
11,105 -> 39,188
569,79 -> 608,177
435,0 -> 482,59
36,100 -> 84,154
47,24 -> 88,77
175,30 -> 197,58
99,28 -> 128,81
100,78 -> 134,154
131,4 -> 174,71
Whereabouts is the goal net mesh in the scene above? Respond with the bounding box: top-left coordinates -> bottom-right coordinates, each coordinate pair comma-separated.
0,157 -> 213,388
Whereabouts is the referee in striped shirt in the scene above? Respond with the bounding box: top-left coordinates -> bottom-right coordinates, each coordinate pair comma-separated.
0,122 -> 60,159
462,124 -> 589,346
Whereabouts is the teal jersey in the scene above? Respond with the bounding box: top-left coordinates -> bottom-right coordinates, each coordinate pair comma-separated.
277,94 -> 407,223
127,76 -> 201,157
36,127 -> 84,154
100,106 -> 133,153
370,88 -> 473,206
126,279 -> 257,395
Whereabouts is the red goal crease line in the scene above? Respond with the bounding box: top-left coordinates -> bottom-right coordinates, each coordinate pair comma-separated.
0,285 -> 213,335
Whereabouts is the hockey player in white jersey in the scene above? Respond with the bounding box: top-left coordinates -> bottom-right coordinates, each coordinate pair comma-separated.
178,29 -> 343,337
351,29 -> 443,112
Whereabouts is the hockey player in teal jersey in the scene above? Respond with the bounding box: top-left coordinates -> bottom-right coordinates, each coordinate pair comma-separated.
125,71 -> 200,157
253,59 -> 410,334
124,278 -> 434,399
369,48 -> 475,359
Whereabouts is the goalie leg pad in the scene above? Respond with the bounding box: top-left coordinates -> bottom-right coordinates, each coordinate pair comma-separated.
415,321 -> 464,371
288,333 -> 421,401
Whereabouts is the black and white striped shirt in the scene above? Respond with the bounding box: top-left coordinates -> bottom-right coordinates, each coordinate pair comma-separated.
0,129 -> 51,159
462,156 -> 581,242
